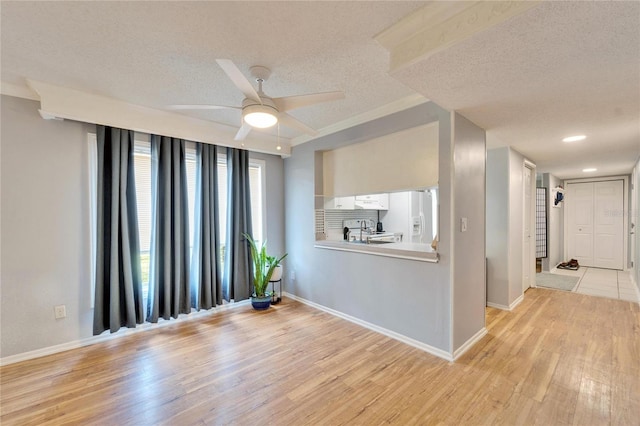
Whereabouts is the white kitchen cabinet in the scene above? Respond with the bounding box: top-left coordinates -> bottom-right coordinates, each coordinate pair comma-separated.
324,196 -> 355,210
354,193 -> 389,210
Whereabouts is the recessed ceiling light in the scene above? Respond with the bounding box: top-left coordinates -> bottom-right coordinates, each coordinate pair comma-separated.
582,168 -> 597,172
563,135 -> 586,142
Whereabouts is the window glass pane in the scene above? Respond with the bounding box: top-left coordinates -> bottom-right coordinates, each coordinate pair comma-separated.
133,140 -> 151,299
249,163 -> 263,244
185,143 -> 197,251
217,157 -> 227,268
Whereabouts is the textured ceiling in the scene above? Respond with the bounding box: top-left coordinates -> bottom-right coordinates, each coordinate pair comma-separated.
2,1 -> 639,179
393,1 -> 640,179
1,1 -> 423,139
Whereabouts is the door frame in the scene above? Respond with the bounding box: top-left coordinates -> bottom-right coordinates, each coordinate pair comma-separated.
564,175 -> 629,270
524,160 -> 536,291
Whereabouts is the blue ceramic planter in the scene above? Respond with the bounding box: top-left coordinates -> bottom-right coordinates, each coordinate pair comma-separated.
251,295 -> 271,311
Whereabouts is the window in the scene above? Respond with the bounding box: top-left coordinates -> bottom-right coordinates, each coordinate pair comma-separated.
217,155 -> 265,269
90,133 -> 265,308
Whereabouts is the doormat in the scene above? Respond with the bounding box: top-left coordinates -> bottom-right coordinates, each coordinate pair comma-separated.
536,272 -> 580,291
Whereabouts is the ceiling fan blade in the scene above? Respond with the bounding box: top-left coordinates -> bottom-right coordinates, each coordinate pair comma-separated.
234,122 -> 252,141
278,112 -> 318,136
216,59 -> 261,104
166,104 -> 240,110
273,91 -> 345,112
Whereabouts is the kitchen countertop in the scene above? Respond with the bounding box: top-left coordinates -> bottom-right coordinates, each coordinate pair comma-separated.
314,239 -> 438,263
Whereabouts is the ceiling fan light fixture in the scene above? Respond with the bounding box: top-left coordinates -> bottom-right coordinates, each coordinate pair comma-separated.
562,135 -> 586,142
243,103 -> 278,128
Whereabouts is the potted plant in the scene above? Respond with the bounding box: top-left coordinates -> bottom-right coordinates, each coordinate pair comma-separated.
244,233 -> 288,310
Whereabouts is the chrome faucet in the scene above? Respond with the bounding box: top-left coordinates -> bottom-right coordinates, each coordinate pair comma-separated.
360,221 -> 367,242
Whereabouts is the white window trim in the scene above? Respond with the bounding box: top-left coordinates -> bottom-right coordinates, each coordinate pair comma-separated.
88,133 -> 97,308
250,158 -> 267,242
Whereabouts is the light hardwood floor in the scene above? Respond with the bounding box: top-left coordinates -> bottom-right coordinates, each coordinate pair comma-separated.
1,288 -> 639,425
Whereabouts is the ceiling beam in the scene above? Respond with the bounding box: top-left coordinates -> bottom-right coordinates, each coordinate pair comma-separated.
375,1 -> 540,74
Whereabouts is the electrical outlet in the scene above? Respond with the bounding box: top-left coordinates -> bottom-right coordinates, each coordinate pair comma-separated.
461,217 -> 468,232
54,305 -> 66,319
290,270 -> 296,281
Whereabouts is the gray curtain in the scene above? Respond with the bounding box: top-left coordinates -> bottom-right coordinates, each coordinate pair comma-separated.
93,126 -> 144,335
190,143 -> 222,310
147,135 -> 191,321
223,148 -> 253,301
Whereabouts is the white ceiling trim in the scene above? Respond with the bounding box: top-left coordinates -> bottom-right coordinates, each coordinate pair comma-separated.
376,1 -> 540,73
26,80 -> 290,157
291,93 -> 429,146
1,81 -> 40,101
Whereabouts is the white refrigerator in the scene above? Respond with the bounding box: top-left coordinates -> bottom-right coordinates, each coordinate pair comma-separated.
409,189 -> 437,244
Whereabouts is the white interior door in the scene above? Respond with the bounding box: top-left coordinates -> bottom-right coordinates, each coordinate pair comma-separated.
567,183 -> 595,266
523,165 -> 533,292
593,180 -> 624,269
567,180 -> 624,269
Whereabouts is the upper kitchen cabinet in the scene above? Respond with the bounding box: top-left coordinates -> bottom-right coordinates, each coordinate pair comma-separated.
354,193 -> 389,210
324,196 -> 355,210
324,193 -> 389,210
322,122 -> 438,197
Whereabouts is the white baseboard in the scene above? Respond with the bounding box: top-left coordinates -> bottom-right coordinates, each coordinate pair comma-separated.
487,293 -> 524,311
486,301 -> 510,310
632,274 -> 640,304
509,294 -> 525,310
453,327 -> 488,360
0,299 -> 250,367
284,292 -> 454,362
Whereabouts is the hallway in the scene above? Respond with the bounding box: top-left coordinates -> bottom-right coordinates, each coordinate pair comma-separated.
551,267 -> 639,302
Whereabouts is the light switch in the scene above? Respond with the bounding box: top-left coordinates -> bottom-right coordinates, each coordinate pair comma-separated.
461,217 -> 468,232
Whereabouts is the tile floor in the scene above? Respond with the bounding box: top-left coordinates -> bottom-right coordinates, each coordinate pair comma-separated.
549,266 -> 639,302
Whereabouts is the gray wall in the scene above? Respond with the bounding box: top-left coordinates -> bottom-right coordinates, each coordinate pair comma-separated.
508,148 -> 525,303
0,95 -> 285,358
1,95 -> 94,357
635,159 -> 640,291
284,102 -> 454,352
451,113 -> 486,351
486,146 -> 527,308
486,147 -> 510,307
540,173 -> 564,271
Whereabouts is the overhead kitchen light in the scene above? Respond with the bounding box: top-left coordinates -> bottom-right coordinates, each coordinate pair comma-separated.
242,101 -> 278,128
562,135 -> 586,142
582,168 -> 597,172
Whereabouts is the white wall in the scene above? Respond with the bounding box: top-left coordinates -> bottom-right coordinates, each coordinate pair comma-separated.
0,95 -> 286,359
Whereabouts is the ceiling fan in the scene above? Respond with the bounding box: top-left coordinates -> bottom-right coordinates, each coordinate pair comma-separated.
168,59 -> 345,141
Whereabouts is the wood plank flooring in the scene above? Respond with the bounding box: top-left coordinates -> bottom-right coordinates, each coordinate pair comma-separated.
1,288 -> 639,425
